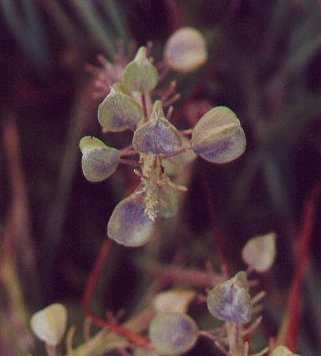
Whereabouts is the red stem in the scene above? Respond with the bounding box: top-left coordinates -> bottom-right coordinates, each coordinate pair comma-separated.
286,180 -> 321,350
82,239 -> 151,348
163,0 -> 183,31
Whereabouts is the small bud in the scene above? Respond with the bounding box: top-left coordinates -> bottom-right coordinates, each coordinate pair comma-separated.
164,27 -> 207,73
122,47 -> 158,93
192,106 -> 246,163
30,303 -> 67,346
133,100 -> 182,155
271,346 -> 301,356
242,232 -> 276,272
107,192 -> 154,247
80,136 -> 120,182
153,289 -> 195,314
149,312 -> 198,355
207,271 -> 251,324
98,85 -> 143,132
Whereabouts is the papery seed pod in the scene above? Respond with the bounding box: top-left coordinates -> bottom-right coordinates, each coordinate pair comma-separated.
79,136 -> 106,153
153,289 -> 195,314
133,100 -> 182,155
98,85 -> 143,132
242,232 -> 276,272
149,312 -> 198,355
271,346 -> 301,356
30,303 -> 67,346
80,136 -> 120,182
164,27 -> 208,73
107,192 -> 154,247
207,271 -> 251,324
134,348 -> 160,356
123,47 -> 158,93
192,106 -> 246,163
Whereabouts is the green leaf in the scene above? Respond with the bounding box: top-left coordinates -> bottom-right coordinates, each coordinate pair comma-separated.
107,192 -> 154,247
191,106 -> 246,163
149,313 -> 198,355
80,136 -> 120,182
207,271 -> 251,324
98,85 -> 143,132
164,27 -> 208,73
122,47 -> 158,93
133,101 -> 182,155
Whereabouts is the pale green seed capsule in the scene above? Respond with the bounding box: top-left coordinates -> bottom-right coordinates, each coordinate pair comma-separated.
192,106 -> 246,163
107,192 -> 154,247
122,47 -> 158,93
271,346 -> 301,356
80,136 -> 120,182
30,303 -> 67,346
98,85 -> 143,132
164,27 -> 207,73
149,312 -> 198,355
242,232 -> 276,273
133,101 -> 182,155
207,272 -> 252,324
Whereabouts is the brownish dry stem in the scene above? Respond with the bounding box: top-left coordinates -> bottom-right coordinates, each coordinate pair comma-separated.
2,114 -> 36,271
1,114 -> 35,354
149,264 -> 225,288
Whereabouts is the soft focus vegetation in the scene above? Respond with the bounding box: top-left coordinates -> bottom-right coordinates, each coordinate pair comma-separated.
1,1 -> 321,355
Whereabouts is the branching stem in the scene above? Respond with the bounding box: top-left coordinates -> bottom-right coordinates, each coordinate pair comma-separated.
82,239 -> 151,348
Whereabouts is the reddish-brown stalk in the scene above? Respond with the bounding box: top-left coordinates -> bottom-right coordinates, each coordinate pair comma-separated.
285,180 -> 321,350
163,0 -> 183,31
82,239 -> 151,348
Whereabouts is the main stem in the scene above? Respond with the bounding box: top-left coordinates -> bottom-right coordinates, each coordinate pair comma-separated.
226,321 -> 245,356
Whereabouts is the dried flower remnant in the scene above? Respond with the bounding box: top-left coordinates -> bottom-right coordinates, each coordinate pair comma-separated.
242,232 -> 276,273
86,43 -> 136,99
30,303 -> 67,346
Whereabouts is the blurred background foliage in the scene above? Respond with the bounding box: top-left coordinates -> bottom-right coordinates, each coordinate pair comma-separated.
1,0 -> 321,355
